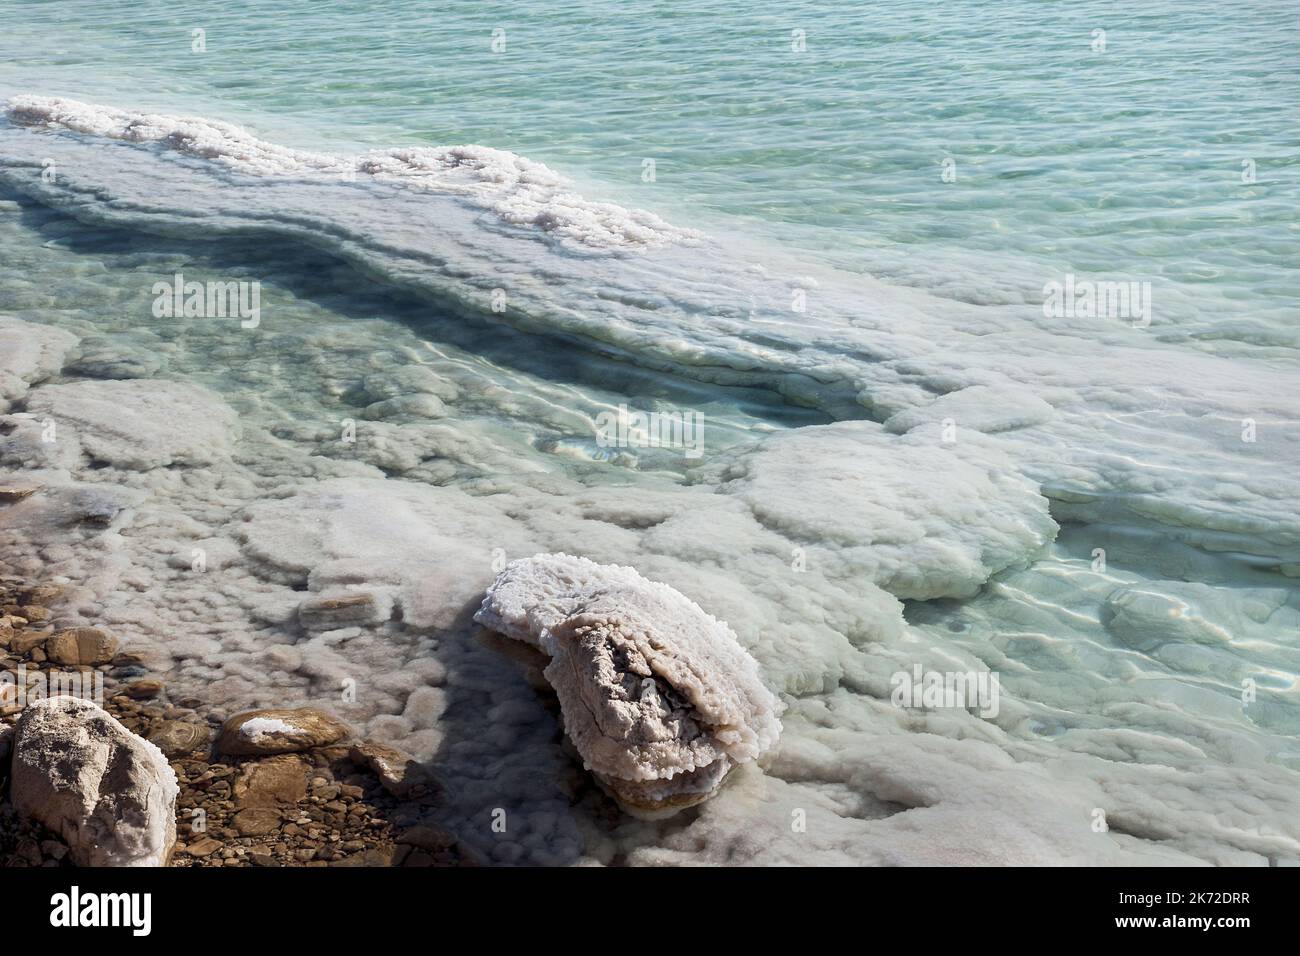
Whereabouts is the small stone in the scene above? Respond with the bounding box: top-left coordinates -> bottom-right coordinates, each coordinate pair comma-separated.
10,632 -> 47,656
16,837 -> 42,866
19,586 -> 61,606
331,846 -> 402,867
45,628 -> 118,666
182,837 -> 222,857
232,754 -> 310,809
147,720 -> 210,757
0,485 -> 41,502
397,824 -> 457,852
232,808 -> 280,836
18,606 -> 50,622
297,591 -> 392,632
349,741 -> 436,799
125,679 -> 164,700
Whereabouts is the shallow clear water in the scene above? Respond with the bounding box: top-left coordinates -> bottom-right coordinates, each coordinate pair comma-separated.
4,1 -> 1299,321
0,1 -> 1298,865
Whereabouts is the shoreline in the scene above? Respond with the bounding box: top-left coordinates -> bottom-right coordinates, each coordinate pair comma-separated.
0,577 -> 474,868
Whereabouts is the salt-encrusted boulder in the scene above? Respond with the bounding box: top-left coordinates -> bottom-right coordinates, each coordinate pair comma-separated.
475,553 -> 782,818
11,696 -> 178,866
217,707 -> 351,756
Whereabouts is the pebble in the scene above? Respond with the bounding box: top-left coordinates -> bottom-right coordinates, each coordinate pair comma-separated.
125,679 -> 164,699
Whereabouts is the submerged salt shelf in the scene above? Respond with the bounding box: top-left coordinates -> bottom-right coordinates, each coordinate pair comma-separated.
0,95 -> 1298,866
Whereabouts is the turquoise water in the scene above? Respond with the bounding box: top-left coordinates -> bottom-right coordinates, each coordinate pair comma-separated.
3,0 -> 1298,325
1,2 -> 1299,865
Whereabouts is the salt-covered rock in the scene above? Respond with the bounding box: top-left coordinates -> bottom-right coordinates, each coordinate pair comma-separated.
217,707 -> 352,756
475,553 -> 783,818
0,319 -> 77,412
11,696 -> 178,866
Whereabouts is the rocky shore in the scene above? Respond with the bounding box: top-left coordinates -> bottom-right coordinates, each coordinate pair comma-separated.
0,577 -> 473,867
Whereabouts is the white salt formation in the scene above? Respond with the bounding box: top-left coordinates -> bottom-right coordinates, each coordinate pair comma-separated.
5,96 -> 700,251
476,554 -> 783,817
24,379 -> 240,469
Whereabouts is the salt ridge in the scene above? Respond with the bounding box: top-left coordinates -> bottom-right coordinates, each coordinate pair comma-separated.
4,95 -> 701,252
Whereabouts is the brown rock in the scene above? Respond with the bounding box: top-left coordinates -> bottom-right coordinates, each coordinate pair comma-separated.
331,846 -> 403,867
9,632 -> 46,656
298,592 -> 389,631
247,846 -> 277,866
147,720 -> 210,757
180,837 -> 222,857
232,754 -> 310,809
111,650 -> 153,667
349,741 -> 436,799
217,707 -> 351,756
0,485 -> 41,503
125,679 -> 164,700
45,628 -> 118,666
232,807 -> 280,836
17,606 -> 49,623
19,586 -> 61,606
397,824 -> 457,852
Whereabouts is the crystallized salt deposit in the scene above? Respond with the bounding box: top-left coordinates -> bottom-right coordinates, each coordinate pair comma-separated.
476,553 -> 783,816
5,95 -> 700,251
0,318 -> 78,412
716,421 -> 1059,600
22,379 -> 240,469
239,716 -> 309,742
